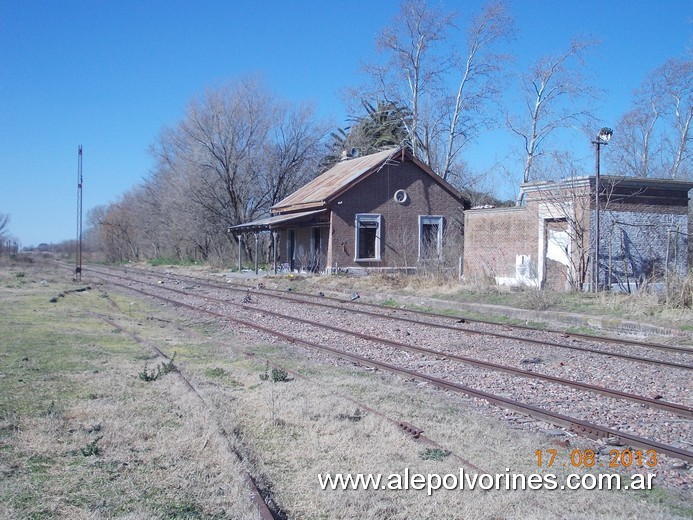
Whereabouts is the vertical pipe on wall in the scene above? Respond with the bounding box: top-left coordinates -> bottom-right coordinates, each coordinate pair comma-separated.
674,225 -> 679,274
254,232 -> 259,275
621,229 -> 630,293
608,223 -> 613,290
594,153 -> 600,292
238,235 -> 242,272
665,229 -> 671,287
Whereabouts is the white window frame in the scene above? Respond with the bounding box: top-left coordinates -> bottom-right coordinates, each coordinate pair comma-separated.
354,214 -> 382,261
418,215 -> 444,260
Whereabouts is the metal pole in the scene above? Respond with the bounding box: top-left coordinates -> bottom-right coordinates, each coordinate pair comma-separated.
273,231 -> 278,274
238,235 -> 242,272
594,141 -> 600,292
665,229 -> 671,288
254,232 -> 259,275
76,145 -> 83,282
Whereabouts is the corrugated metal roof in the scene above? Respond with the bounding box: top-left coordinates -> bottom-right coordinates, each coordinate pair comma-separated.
272,148 -> 402,213
228,209 -> 327,232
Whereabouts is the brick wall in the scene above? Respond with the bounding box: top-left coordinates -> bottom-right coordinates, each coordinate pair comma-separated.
463,178 -> 691,290
328,160 -> 465,270
463,207 -> 537,282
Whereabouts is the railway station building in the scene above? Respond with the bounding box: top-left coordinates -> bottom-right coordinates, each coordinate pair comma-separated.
463,176 -> 693,291
230,147 -> 469,274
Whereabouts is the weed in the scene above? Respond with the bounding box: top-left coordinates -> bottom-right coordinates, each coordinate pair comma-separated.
44,400 -> 59,418
271,368 -> 289,383
419,447 -> 451,461
336,408 -> 364,422
80,436 -> 103,457
566,325 -> 598,335
139,363 -> 157,382
259,363 -> 290,383
205,367 -> 226,378
139,354 -> 177,382
661,272 -> 693,309
259,362 -> 270,381
162,500 -> 204,518
522,289 -> 557,311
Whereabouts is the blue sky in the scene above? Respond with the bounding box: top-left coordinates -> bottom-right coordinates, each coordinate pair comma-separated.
0,0 -> 690,247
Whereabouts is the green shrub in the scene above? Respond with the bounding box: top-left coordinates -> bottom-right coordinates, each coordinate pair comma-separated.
80,436 -> 102,457
139,354 -> 177,382
271,368 -> 289,382
419,448 -> 451,461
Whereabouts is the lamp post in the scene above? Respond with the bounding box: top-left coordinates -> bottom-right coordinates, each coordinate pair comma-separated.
592,127 -> 613,292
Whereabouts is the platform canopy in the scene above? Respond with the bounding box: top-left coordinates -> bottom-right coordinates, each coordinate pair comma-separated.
227,209 -> 327,233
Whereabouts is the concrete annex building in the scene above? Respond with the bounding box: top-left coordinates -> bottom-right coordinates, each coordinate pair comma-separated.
231,147 -> 469,273
463,176 -> 693,291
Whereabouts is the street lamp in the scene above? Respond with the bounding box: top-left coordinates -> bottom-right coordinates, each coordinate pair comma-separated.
592,127 -> 613,292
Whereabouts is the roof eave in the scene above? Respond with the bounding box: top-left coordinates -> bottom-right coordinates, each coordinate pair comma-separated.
271,200 -> 327,215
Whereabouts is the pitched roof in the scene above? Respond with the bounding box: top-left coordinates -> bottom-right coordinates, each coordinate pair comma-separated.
272,147 -> 467,214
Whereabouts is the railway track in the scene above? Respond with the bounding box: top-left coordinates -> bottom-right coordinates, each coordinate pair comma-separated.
92,313 -> 282,519
89,266 -> 693,419
97,293 -> 486,473
110,265 -> 693,370
81,264 -> 693,464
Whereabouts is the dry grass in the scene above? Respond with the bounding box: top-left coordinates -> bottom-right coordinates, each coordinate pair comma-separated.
2,258 -> 691,519
192,343 -> 691,520
0,260 -> 258,519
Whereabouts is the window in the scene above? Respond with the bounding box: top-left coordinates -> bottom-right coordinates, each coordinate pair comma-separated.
419,216 -> 443,259
355,214 -> 381,261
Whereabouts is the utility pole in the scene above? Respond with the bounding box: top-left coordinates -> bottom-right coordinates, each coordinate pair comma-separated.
76,145 -> 83,282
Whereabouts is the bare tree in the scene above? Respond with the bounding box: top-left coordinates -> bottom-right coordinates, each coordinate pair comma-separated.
96,194 -> 143,262
609,107 -> 661,178
163,78 -> 273,230
438,0 -> 513,180
364,0 -> 513,181
658,57 -> 693,178
261,102 -> 330,209
0,213 -> 9,241
536,153 -> 594,289
91,77 -> 331,265
85,205 -> 107,256
608,56 -> 691,179
371,0 -> 454,160
508,38 -> 600,205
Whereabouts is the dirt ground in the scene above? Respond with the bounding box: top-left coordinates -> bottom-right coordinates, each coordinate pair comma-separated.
1,258 -> 691,519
